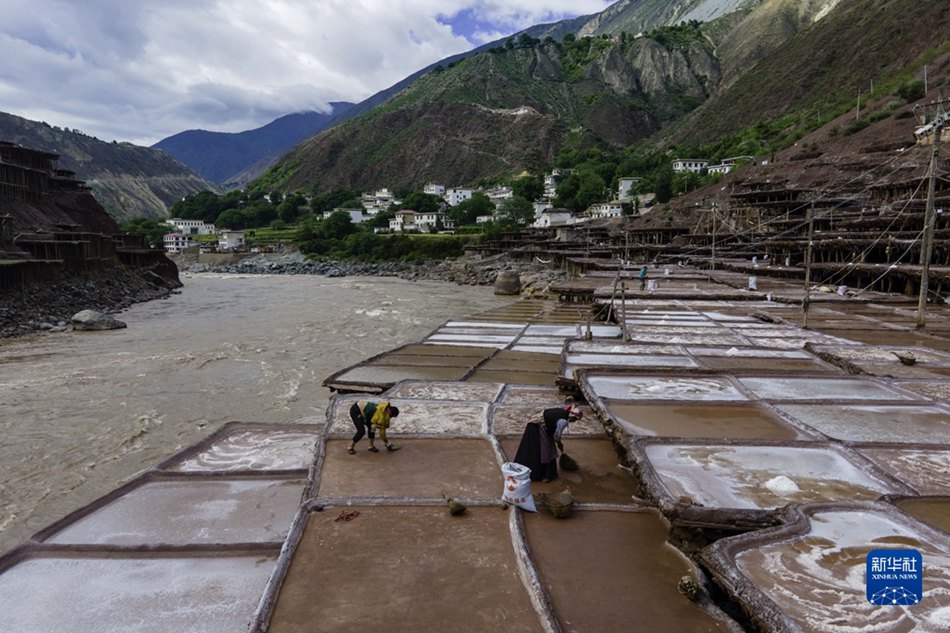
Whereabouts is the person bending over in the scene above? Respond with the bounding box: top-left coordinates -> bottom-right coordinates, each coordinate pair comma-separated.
347,400 -> 400,454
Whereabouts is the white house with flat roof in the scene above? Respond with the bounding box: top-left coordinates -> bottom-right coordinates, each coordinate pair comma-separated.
218,230 -> 245,251
165,218 -> 216,235
706,156 -> 753,175
163,232 -> 195,253
586,202 -> 624,219
534,208 -> 574,228
671,159 -> 708,173
423,183 -> 445,196
445,188 -> 473,206
324,207 -> 366,223
617,177 -> 641,202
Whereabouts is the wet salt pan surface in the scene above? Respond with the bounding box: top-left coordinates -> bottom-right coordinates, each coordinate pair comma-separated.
776,404 -> 950,443
328,397 -> 489,436
588,375 -> 748,401
645,445 -> 899,509
171,430 -> 318,472
857,448 -> 950,494
0,554 -> 276,633
47,479 -> 305,545
385,380 -> 504,402
734,510 -> 950,632
738,377 -> 916,401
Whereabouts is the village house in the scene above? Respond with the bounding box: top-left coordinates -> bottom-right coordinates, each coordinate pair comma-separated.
444,188 -> 473,206
484,186 -> 514,208
162,232 -> 195,254
423,183 -> 445,196
534,208 -> 575,228
706,156 -> 753,175
218,230 -> 246,252
324,207 -> 366,223
586,201 -> 624,219
165,218 -> 216,235
390,210 -> 453,233
361,188 -> 397,215
672,158 -> 709,173
544,168 -> 571,199
617,177 -> 641,202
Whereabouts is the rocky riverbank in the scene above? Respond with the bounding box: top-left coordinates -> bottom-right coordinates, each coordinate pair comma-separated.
177,251 -> 567,297
0,261 -> 177,339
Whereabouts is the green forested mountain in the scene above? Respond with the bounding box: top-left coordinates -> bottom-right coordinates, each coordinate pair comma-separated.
261,0 -> 948,196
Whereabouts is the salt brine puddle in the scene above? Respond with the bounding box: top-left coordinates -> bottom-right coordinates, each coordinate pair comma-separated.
736,510 -> 950,632
0,273 -> 508,554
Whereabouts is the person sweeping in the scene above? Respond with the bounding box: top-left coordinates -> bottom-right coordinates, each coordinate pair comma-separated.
347,400 -> 400,454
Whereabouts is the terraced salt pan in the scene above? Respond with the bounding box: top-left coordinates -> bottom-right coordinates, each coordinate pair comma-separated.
427,333 -> 517,343
566,353 -> 698,366
491,404 -> 601,436
567,341 -> 686,355
510,345 -> 563,354
444,321 -> 524,330
738,377 -> 917,401
810,345 -> 950,364
624,332 -> 751,346
686,346 -> 812,358
733,509 -> 950,632
743,335 -> 856,349
624,319 -> 721,328
586,375 -> 749,401
326,364 -> 475,385
603,402 -> 802,440
385,380 -> 504,402
328,397 -> 489,436
46,478 -> 305,545
170,429 -> 318,472
499,385 -> 565,405
0,554 -> 276,633
856,448 -> 950,494
517,336 -> 573,346
422,340 -> 509,349
776,404 -> 950,443
644,445 -> 899,509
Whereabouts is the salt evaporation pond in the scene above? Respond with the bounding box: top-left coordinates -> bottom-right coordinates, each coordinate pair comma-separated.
732,509 -> 950,632
603,402 -> 801,440
856,448 -> 950,494
0,554 -> 277,633
587,375 -> 748,401
776,404 -> 950,443
327,397 -> 489,436
170,428 -> 319,472
737,376 -> 917,401
385,380 -> 504,402
643,445 -> 900,509
46,478 -> 305,545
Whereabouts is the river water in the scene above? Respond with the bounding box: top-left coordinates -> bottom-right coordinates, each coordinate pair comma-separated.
0,273 -> 508,555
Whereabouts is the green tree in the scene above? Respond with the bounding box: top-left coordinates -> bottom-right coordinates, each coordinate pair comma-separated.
511,174 -> 544,202
448,192 -> 494,225
216,208 -> 248,229
398,192 -> 443,214
496,196 -> 535,225
122,218 -> 168,248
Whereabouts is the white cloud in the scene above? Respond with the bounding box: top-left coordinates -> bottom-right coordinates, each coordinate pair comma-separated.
0,1 -> 612,145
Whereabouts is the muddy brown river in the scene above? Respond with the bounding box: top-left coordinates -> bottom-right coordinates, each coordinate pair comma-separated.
0,273 -> 508,555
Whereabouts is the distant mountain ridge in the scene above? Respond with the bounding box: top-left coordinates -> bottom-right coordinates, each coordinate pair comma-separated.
152,104 -> 354,187
0,112 -> 215,222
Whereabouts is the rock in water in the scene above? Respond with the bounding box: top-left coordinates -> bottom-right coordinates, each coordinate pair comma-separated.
494,271 -> 521,295
70,310 -> 127,331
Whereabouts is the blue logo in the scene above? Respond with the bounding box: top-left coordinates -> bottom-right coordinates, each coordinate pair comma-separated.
866,549 -> 922,606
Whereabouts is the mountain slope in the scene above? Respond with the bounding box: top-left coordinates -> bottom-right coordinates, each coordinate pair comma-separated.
152,104 -> 354,187
267,34 -> 721,193
669,0 -> 950,145
0,112 -> 214,222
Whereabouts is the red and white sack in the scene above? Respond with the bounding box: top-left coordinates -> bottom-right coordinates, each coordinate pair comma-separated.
501,462 -> 537,512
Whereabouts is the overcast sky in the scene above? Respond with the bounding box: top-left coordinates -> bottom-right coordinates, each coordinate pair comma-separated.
0,1 -> 613,146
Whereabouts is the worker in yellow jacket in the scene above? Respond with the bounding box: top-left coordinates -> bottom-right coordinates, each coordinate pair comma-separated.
347,400 -> 401,454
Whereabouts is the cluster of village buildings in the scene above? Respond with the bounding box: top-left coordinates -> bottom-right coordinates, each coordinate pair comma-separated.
163,158 -> 748,253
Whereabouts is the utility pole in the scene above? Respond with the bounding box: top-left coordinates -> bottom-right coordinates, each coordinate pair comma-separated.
803,203 -> 815,329
917,118 -> 943,327
710,202 -> 717,271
